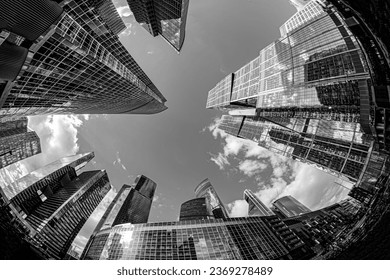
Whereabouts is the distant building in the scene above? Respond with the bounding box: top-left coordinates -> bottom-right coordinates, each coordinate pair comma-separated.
194,178 -> 229,219
80,175 -> 156,259
244,189 -> 274,217
0,152 -> 112,259
179,197 -> 214,221
127,0 -> 190,52
0,117 -> 41,169
272,196 -> 311,218
82,216 -> 311,260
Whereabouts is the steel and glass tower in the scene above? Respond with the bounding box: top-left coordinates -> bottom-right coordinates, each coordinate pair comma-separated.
194,178 -> 229,219
179,197 -> 214,221
0,0 -> 167,119
127,0 -> 190,52
244,189 -> 274,217
0,117 -> 41,169
207,0 -> 390,203
272,196 -> 311,218
0,152 -> 112,259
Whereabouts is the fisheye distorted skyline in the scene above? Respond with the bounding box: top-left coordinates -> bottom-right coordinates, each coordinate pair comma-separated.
0,0 -> 349,251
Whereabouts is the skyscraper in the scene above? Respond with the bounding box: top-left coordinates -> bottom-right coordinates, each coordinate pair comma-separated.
206,0 -> 390,202
179,197 -> 214,221
272,196 -> 311,218
0,117 -> 41,169
127,0 -> 190,52
0,152 -> 112,259
80,175 -> 156,259
244,189 -> 274,217
0,0 -> 167,119
194,178 -> 229,219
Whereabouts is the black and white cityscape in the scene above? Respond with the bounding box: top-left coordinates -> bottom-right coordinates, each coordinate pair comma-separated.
1,0 -> 390,261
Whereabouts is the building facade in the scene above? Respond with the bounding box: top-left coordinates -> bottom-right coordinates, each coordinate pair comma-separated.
83,216 -> 311,260
0,0 -> 167,119
179,197 -> 214,221
127,0 -> 190,52
194,178 -> 229,219
272,196 -> 311,218
244,189 -> 274,217
0,152 -> 112,259
0,117 -> 41,169
207,0 -> 390,204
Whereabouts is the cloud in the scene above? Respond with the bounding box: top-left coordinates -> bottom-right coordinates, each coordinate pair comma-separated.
238,159 -> 267,177
227,200 -> 248,218
17,115 -> 86,172
288,0 -> 310,11
147,50 -> 154,55
153,195 -> 159,202
113,151 -> 127,171
208,116 -> 350,216
116,6 -> 133,18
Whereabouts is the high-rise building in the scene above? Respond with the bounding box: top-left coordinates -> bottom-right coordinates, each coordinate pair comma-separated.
0,152 -> 112,259
80,175 -> 156,259
244,189 -> 274,217
127,0 -> 190,52
179,197 -> 214,221
272,196 -> 311,218
207,0 -> 390,203
0,117 -> 41,169
82,216 -> 310,260
0,0 -> 167,119
194,178 -> 229,219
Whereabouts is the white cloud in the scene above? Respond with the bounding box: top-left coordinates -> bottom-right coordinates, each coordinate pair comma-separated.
228,200 -> 249,218
289,0 -> 310,11
147,50 -> 154,55
208,116 -> 349,216
116,6 -> 133,18
238,159 -> 267,177
153,195 -> 159,202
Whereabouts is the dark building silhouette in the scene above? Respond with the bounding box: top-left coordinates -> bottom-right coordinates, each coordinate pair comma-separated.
127,0 -> 189,52
0,117 -> 41,168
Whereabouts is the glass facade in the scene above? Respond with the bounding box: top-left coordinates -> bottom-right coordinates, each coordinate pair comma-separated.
194,178 -> 229,219
0,117 -> 41,169
272,196 -> 311,218
127,0 -> 189,52
244,189 -> 274,217
83,216 -> 308,260
179,197 -> 214,221
0,0 -> 167,119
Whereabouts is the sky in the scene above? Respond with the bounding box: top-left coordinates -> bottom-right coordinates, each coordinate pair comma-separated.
0,0 -> 350,252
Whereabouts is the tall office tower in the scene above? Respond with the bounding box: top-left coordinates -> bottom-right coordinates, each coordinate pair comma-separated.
0,0 -> 167,119
244,189 -> 274,217
272,196 -> 311,218
283,199 -> 361,254
127,0 -> 190,52
83,216 -> 311,260
207,1 -> 390,202
0,152 -> 112,259
80,175 -> 156,258
179,197 -> 214,221
194,178 -> 229,219
0,117 -> 41,169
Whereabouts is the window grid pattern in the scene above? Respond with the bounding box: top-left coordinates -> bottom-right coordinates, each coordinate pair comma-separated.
86,216 -> 305,260
206,74 -> 233,109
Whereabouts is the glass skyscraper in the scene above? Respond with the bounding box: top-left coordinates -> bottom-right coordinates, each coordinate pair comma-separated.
272,196 -> 311,218
0,152 -> 111,259
0,117 -> 41,169
80,175 -> 156,259
83,216 -> 310,260
0,0 -> 167,119
244,189 -> 274,217
194,178 -> 229,219
206,0 -> 390,204
179,197 -> 214,221
127,0 -> 190,52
